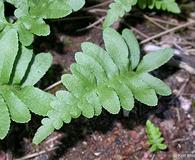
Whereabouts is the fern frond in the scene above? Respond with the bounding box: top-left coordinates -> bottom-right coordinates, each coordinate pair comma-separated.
0,28 -> 54,139
103,0 -> 137,28
33,28 -> 173,144
138,0 -> 180,13
0,0 -> 85,46
103,0 -> 180,28
146,120 -> 167,152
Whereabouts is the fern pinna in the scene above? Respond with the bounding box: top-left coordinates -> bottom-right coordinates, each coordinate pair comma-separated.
33,28 -> 173,144
103,0 -> 137,28
0,29 -> 54,140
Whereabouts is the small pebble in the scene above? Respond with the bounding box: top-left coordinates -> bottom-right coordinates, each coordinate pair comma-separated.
94,152 -> 101,156
179,96 -> 192,112
115,138 -> 121,145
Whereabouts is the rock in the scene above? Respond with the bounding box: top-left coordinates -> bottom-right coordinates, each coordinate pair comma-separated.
179,96 -> 192,112
94,152 -> 101,156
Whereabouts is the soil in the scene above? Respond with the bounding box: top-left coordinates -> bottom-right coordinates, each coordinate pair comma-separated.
0,1 -> 195,160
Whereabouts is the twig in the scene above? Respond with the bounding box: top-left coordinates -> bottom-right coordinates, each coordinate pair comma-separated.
14,147 -> 58,160
172,137 -> 190,143
77,16 -> 105,32
151,154 -> 156,160
131,27 -> 150,39
144,15 -> 167,30
175,79 -> 189,97
44,134 -> 64,144
88,8 -> 107,13
180,39 -> 195,48
44,80 -> 62,91
176,107 -> 181,122
148,17 -> 178,26
141,21 -> 195,44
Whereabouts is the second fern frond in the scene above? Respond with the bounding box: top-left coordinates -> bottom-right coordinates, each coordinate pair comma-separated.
33,28 -> 173,144
146,120 -> 167,152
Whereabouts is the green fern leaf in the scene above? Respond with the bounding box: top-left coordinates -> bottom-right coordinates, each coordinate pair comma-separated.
68,0 -> 85,11
5,0 -> 29,18
17,24 -> 34,46
0,0 -> 85,46
19,16 -> 50,36
0,2 -> 6,31
1,86 -> 31,123
33,28 -> 173,144
29,0 -> 85,19
0,96 -> 10,139
11,46 -> 33,84
22,53 -> 53,87
122,29 -> 140,70
0,29 -> 18,84
15,86 -> 55,116
138,0 -> 181,13
0,28 -> 54,139
103,0 -> 137,28
146,120 -> 167,152
104,0 -> 180,28
136,48 -> 173,73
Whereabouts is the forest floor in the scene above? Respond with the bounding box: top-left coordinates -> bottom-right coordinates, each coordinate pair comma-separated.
0,0 -> 195,160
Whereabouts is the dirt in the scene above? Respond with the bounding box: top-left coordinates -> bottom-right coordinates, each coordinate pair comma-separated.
0,1 -> 195,160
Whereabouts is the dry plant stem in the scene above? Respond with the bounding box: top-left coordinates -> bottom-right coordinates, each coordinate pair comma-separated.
149,17 -> 178,26
131,27 -> 150,39
175,78 -> 189,97
77,16 -> 105,31
44,80 -> 62,91
93,25 -> 103,30
14,147 -> 58,160
176,107 -> 181,122
143,15 -> 167,30
180,39 -> 195,48
172,137 -> 190,143
140,21 -> 195,44
145,16 -> 195,50
44,134 -> 64,145
88,8 -> 107,13
151,154 -> 156,160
